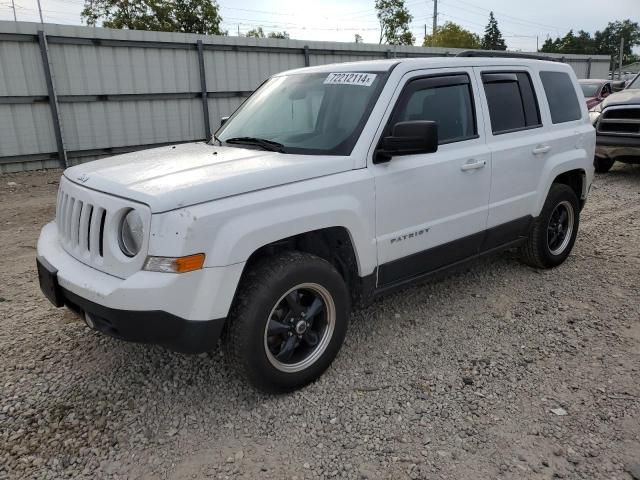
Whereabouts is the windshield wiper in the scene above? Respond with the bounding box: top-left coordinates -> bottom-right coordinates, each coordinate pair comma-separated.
224,137 -> 285,152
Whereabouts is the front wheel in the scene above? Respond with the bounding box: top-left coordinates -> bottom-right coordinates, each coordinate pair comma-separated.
520,184 -> 580,269
594,157 -> 615,173
224,251 -> 350,393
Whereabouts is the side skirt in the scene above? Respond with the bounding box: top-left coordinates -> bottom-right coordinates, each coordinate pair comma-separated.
373,237 -> 526,298
368,215 -> 534,300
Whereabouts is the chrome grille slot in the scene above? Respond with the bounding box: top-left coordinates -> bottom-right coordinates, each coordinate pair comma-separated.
89,206 -> 105,257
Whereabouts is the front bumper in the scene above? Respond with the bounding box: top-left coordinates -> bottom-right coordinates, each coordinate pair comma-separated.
595,134 -> 640,162
36,221 -> 245,353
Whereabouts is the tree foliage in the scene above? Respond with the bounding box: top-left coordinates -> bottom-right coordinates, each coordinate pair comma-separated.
540,20 -> 640,65
354,33 -> 363,43
423,21 -> 481,49
268,31 -> 290,39
375,0 -> 415,45
481,12 -> 506,51
245,26 -> 265,38
81,0 -> 222,34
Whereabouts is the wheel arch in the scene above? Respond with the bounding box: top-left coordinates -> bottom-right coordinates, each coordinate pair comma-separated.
237,226 -> 373,306
536,166 -> 588,216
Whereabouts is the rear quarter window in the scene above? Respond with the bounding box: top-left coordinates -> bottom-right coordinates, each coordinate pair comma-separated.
540,71 -> 582,123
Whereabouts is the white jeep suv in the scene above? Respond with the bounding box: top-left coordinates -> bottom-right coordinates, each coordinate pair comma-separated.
37,56 -> 595,392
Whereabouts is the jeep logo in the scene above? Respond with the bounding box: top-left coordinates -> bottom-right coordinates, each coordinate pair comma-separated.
390,228 -> 429,244
77,174 -> 89,183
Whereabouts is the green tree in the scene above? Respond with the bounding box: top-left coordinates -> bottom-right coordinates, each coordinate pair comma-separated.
540,30 -> 597,54
375,0 -> 414,45
355,33 -> 363,43
595,20 -> 640,65
423,21 -> 480,49
267,31 -> 290,39
245,26 -> 266,38
82,0 -> 223,34
174,0 -> 221,34
481,11 -> 506,51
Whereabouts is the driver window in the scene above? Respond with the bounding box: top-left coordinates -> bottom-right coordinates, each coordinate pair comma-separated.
395,79 -> 477,144
602,84 -> 611,97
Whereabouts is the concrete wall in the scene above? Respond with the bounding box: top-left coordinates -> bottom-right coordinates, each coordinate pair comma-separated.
0,21 -> 612,173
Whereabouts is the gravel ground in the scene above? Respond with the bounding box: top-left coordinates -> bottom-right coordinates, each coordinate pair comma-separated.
0,165 -> 639,480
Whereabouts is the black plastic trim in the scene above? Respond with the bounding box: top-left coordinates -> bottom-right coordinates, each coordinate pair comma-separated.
60,288 -> 225,353
377,216 -> 533,288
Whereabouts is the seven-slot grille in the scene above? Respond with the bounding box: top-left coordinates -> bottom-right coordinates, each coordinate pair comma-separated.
56,188 -> 107,258
597,106 -> 640,136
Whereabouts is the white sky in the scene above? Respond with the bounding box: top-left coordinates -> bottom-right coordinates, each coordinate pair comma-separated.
1,0 -> 639,52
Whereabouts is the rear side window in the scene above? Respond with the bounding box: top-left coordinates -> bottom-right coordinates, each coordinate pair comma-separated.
393,74 -> 477,144
540,71 -> 582,123
482,72 -> 541,134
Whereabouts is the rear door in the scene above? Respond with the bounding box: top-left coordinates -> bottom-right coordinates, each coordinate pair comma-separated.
473,66 -> 548,248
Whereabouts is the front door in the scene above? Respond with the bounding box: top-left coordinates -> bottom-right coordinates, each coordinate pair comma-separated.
371,69 -> 491,286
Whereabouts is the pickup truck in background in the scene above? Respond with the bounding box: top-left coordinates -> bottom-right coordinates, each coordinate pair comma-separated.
591,73 -> 640,173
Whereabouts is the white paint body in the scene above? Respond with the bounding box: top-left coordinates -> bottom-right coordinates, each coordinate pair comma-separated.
37,57 -> 595,322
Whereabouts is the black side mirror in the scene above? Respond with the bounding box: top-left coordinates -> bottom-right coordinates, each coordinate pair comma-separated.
220,116 -> 229,126
374,120 -> 438,164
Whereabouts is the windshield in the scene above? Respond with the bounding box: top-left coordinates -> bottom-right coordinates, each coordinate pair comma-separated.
580,83 -> 600,97
629,74 -> 640,89
216,71 -> 386,155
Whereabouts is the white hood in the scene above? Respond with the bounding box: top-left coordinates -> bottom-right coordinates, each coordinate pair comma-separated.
64,142 -> 351,213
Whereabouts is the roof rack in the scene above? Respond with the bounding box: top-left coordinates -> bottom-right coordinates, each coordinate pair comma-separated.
455,50 -> 558,61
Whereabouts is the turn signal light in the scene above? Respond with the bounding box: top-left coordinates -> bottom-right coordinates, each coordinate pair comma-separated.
143,253 -> 205,273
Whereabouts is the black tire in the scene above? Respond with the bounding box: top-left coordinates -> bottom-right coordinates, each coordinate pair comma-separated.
520,184 -> 580,269
224,251 -> 350,393
594,157 -> 615,173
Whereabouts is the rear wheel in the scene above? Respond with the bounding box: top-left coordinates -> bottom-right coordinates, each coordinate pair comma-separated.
224,251 -> 349,393
520,184 -> 580,269
594,157 -> 615,173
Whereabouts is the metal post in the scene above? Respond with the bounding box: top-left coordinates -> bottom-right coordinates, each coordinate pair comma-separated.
618,37 -> 624,80
196,40 -> 211,141
37,31 -> 67,168
303,45 -> 310,67
432,0 -> 437,36
36,0 -> 43,23
586,58 -> 592,79
386,49 -> 391,59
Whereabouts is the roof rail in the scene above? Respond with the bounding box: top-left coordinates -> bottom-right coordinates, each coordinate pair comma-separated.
455,50 -> 558,61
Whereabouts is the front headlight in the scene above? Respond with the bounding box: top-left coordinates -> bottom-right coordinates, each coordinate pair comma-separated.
589,111 -> 601,126
119,209 -> 144,257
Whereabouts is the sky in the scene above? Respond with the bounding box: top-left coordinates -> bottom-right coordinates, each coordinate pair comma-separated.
1,0 -> 639,52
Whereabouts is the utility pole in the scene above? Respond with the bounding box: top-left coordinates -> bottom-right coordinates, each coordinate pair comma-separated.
11,0 -> 16,21
36,0 -> 44,23
432,0 -> 437,36
424,24 -> 427,42
536,36 -> 539,52
618,36 -> 624,80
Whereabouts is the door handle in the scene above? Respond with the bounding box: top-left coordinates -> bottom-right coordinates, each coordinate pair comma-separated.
532,145 -> 551,155
461,160 -> 486,171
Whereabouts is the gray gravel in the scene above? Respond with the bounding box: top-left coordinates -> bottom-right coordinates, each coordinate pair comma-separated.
1,165 -> 639,480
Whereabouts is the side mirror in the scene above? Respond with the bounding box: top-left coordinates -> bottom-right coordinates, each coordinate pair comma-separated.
220,116 -> 229,126
374,121 -> 438,164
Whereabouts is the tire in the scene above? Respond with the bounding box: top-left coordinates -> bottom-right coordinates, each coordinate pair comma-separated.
224,251 -> 350,393
594,157 -> 615,173
520,184 -> 580,269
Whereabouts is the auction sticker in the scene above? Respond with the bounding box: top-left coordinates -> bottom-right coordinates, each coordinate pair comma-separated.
324,72 -> 377,86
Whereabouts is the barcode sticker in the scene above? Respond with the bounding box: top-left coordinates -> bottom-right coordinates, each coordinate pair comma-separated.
324,72 -> 377,86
